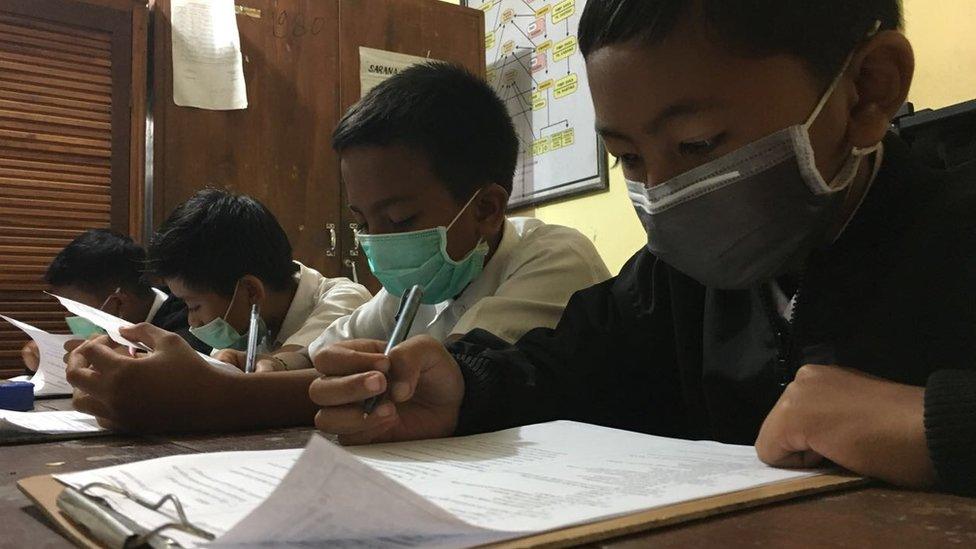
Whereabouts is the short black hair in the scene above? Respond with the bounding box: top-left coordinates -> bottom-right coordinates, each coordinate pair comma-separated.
332,62 -> 519,200
148,188 -> 298,296
578,0 -> 903,81
45,229 -> 150,296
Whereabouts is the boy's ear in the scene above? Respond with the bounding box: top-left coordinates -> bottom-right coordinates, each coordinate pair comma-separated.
846,30 -> 915,149
239,275 -> 267,305
474,183 -> 509,234
103,290 -> 126,317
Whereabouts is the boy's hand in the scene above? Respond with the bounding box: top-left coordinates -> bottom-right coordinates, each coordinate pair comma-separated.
756,364 -> 936,488
21,341 -> 40,372
213,348 -> 247,370
213,349 -> 289,372
309,336 -> 464,445
66,323 -> 237,432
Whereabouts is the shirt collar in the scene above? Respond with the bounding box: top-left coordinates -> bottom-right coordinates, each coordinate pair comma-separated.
275,261 -> 318,346
144,287 -> 169,324
428,218 -> 517,320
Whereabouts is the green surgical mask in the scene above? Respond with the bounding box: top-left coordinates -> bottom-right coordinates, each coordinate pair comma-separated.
188,283 -> 268,351
65,316 -> 107,338
65,289 -> 119,338
356,190 -> 489,305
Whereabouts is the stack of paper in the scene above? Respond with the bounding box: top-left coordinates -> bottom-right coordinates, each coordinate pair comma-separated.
1,410 -> 104,436
1,315 -> 75,397
55,421 -> 826,548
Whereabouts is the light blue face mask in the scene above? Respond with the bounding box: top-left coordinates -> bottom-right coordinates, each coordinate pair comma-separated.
357,190 -> 489,305
188,282 -> 268,351
65,288 -> 119,338
65,316 -> 107,338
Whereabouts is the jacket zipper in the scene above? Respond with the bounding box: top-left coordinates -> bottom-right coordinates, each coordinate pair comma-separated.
762,268 -> 808,387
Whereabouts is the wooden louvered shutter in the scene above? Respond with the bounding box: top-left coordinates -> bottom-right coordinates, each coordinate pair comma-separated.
0,0 -> 138,376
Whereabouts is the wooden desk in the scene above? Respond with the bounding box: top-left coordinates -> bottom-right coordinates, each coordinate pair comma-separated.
3,400 -> 975,548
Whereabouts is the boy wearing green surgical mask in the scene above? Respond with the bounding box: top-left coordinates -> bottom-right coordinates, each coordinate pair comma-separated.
63,64 -> 609,433
147,189 -> 372,371
303,62 -> 611,364
308,0 -> 976,497
19,229 -> 206,372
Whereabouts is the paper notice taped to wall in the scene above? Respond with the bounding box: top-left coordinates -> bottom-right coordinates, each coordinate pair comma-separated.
359,47 -> 435,97
171,0 -> 248,110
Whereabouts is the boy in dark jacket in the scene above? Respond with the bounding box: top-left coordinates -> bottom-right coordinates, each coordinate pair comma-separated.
309,0 -> 976,496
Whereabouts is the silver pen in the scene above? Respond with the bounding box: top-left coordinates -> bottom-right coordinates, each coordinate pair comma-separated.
363,285 -> 425,417
244,303 -> 260,374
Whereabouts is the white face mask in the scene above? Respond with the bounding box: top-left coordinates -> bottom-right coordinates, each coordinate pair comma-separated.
627,23 -> 883,289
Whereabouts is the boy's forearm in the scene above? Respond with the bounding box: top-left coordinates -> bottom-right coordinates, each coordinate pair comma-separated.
206,369 -> 320,431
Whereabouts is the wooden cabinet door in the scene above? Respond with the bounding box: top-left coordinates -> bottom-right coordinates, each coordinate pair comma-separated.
152,0 -> 343,277
335,0 -> 486,293
0,0 -> 140,376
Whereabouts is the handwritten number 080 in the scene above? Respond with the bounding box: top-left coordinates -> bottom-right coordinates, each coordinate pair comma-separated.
273,10 -> 326,38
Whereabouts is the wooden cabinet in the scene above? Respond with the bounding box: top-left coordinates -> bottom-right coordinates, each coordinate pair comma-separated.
152,0 -> 485,293
152,0 -> 344,282
0,0 -> 146,375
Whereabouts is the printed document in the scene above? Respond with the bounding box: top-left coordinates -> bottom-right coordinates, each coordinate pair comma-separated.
56,422 -> 821,548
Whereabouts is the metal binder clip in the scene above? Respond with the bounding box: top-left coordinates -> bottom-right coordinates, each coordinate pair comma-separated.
57,482 -> 216,548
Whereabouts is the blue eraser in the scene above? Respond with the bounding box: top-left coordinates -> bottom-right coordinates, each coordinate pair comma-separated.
0,381 -> 34,412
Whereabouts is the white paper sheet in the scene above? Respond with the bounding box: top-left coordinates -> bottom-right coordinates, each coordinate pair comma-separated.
224,422 -> 820,546
350,422 -> 819,533
1,410 -> 104,435
171,0 -> 248,110
1,315 -> 75,396
57,449 -> 303,547
215,436 -> 510,548
56,422 -> 823,548
46,293 -> 240,375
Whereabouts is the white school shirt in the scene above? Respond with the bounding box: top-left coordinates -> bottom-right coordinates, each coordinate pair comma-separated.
307,217 -> 611,357
144,287 -> 170,324
271,262 -> 373,349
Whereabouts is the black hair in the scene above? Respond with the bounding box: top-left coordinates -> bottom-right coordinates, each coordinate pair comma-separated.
44,229 -> 150,296
332,61 -> 519,200
148,188 -> 298,296
578,0 -> 903,81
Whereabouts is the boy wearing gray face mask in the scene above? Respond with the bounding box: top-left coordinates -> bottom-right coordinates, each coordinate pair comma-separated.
309,0 -> 976,497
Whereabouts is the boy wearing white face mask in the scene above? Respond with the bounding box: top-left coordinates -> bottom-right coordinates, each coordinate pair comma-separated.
309,1 -> 976,497
304,62 -> 611,363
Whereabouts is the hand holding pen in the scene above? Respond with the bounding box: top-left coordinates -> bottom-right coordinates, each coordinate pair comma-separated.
363,285 -> 425,417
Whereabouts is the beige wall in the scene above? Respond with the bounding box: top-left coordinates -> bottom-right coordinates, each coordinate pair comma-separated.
445,0 -> 976,273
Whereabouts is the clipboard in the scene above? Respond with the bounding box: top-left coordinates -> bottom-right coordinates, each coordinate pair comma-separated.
19,475 -> 218,549
19,472 -> 864,548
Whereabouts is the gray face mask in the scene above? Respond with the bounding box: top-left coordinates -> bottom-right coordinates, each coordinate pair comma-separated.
627,40 -> 882,290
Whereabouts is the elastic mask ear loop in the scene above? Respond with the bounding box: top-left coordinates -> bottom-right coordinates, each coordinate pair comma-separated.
445,188 -> 487,259
221,280 -> 243,324
804,20 -> 883,189
446,188 -> 483,231
803,20 -> 883,131
803,56 -> 855,131
98,287 -> 122,317
98,287 -> 122,311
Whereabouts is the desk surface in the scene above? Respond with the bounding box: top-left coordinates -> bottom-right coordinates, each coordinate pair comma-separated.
3,400 -> 975,548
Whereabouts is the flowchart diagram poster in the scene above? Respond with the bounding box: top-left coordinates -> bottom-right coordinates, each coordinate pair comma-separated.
468,0 -> 606,208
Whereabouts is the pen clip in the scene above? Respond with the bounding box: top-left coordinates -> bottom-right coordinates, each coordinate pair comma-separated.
393,293 -> 408,323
